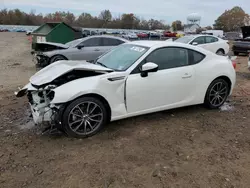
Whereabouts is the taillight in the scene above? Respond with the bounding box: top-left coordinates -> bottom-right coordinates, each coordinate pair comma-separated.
232,60 -> 236,69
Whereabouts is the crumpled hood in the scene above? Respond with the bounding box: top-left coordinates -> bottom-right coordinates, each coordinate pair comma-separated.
37,41 -> 69,49
30,60 -> 112,86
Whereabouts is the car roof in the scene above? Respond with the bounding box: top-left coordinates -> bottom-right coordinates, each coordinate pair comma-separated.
86,35 -> 129,42
129,40 -> 165,47
186,34 -> 220,38
129,40 -> 214,55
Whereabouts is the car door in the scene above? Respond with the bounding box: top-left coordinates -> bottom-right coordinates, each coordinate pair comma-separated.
190,36 -> 207,49
126,47 -> 195,114
205,36 -> 220,53
70,37 -> 103,61
101,38 -> 125,53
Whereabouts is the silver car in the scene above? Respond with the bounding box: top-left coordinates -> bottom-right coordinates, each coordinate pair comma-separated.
35,35 -> 129,67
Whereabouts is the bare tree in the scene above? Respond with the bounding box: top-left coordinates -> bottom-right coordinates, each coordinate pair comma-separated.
99,10 -> 112,28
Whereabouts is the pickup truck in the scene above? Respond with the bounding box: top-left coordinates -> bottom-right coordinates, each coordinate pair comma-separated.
232,26 -> 250,55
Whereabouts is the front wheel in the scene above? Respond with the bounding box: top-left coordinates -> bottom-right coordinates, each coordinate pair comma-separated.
62,97 -> 108,138
204,79 -> 229,109
50,55 -> 67,64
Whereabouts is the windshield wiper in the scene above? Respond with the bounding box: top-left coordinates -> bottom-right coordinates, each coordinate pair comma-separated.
96,61 -> 108,68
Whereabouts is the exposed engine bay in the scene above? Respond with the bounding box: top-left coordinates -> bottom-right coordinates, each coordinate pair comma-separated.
27,85 -> 58,125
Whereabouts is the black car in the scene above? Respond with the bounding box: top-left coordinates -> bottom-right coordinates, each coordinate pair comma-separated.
232,26 -> 250,55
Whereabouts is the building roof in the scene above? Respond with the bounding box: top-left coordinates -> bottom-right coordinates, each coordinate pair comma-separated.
184,24 -> 200,28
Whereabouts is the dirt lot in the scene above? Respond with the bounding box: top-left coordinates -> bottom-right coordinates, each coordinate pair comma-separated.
1,32 -> 250,188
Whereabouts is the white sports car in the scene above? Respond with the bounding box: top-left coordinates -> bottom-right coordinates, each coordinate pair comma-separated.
16,41 -> 236,138
174,35 -> 230,55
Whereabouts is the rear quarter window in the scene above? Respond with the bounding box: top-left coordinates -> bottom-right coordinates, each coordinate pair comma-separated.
188,50 -> 206,65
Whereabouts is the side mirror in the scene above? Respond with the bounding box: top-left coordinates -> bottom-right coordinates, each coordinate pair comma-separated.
77,45 -> 84,50
140,62 -> 158,77
191,42 -> 198,46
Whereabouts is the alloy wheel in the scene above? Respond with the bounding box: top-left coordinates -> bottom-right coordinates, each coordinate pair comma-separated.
68,102 -> 103,136
54,56 -> 65,62
208,81 -> 228,107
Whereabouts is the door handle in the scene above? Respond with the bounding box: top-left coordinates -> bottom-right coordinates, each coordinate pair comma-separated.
94,48 -> 100,51
182,73 -> 192,78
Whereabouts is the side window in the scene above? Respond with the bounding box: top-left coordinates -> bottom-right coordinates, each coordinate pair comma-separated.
205,36 -> 218,43
192,36 -> 205,44
146,47 -> 189,70
188,50 -> 205,65
80,38 -> 101,47
102,38 -> 124,46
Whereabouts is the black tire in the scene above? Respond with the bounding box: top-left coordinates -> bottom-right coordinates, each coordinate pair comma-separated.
50,55 -> 66,64
204,79 -> 229,109
233,52 -> 239,56
216,49 -> 225,56
62,97 -> 108,138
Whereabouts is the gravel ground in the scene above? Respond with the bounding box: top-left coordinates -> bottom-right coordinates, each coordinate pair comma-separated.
1,32 -> 250,188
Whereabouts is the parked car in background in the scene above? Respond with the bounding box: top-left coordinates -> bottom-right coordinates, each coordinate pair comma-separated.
232,37 -> 250,55
232,26 -> 250,55
223,32 -> 242,40
122,32 -> 139,40
82,30 -> 91,37
149,31 -> 161,38
137,32 -> 149,39
174,35 -> 229,55
202,30 -> 224,38
16,40 -> 236,138
164,31 -> 177,37
35,36 -> 129,67
26,30 -> 32,35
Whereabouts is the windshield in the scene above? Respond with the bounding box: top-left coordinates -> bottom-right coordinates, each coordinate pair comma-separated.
65,38 -> 82,47
175,36 -> 195,43
96,44 -> 149,71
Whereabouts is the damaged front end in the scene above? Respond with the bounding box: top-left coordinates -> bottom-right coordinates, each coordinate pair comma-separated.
35,53 -> 50,68
15,84 -> 62,132
15,60 -> 113,133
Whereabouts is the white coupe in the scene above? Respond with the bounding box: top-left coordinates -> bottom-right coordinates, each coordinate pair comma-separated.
16,41 -> 236,138
174,35 -> 230,55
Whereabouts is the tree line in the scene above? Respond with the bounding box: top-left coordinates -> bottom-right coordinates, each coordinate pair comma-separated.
0,6 -> 249,32
0,9 -> 171,30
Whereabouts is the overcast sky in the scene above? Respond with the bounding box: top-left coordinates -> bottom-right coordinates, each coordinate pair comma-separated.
1,0 -> 249,26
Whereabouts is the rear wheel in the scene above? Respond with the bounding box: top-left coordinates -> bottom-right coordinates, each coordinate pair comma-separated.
50,55 -> 66,64
62,97 -> 108,138
204,79 -> 229,109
